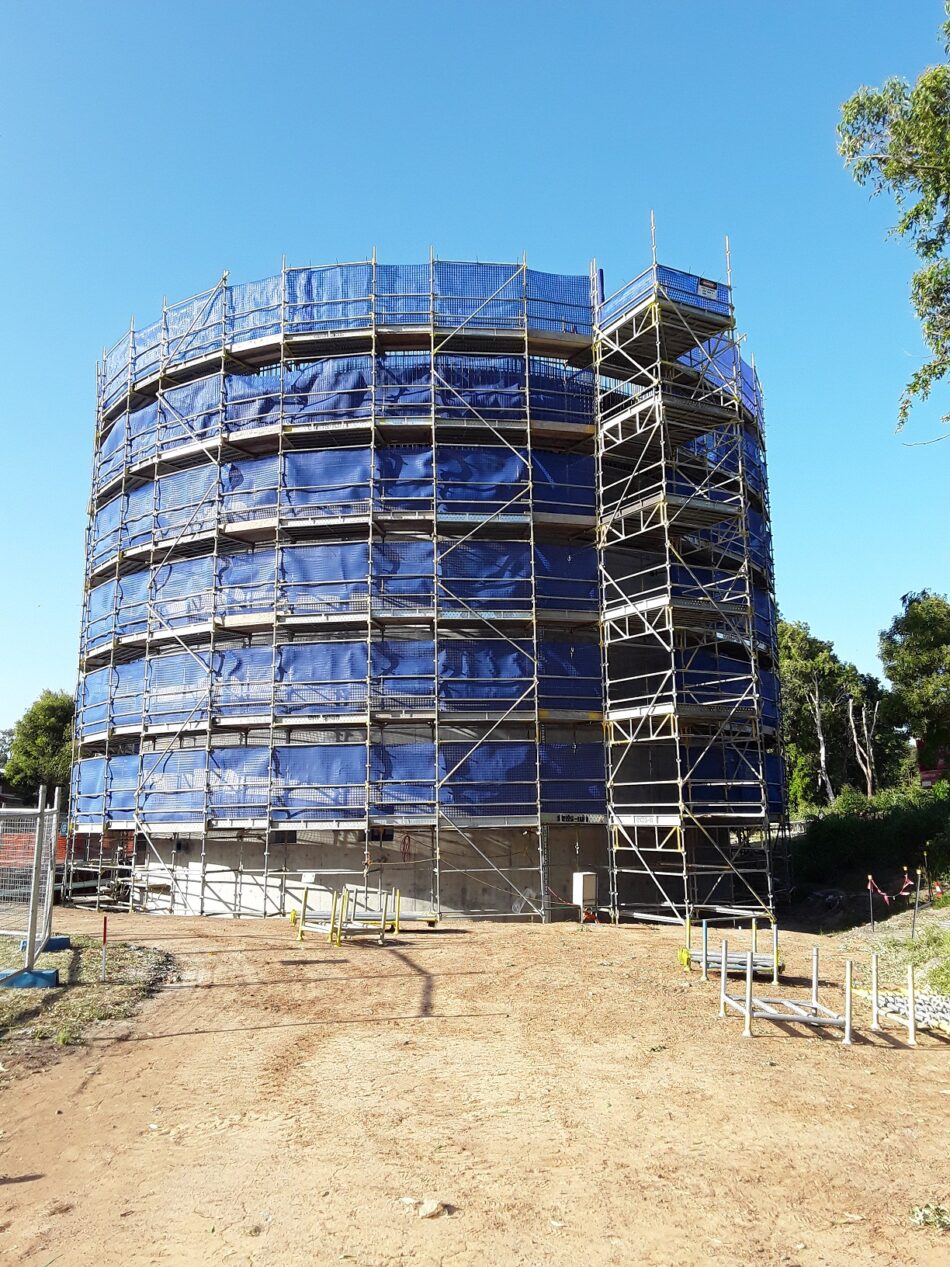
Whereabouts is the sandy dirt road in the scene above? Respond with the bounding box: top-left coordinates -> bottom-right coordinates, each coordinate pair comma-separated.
0,909 -> 947,1267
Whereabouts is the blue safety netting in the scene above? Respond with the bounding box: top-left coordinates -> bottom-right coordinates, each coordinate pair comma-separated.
215,646 -> 274,716
77,633 -> 604,736
90,445 -> 600,569
85,537 -> 603,647
106,753 -> 139,818
759,668 -> 780,730
137,749 -> 206,823
116,568 -> 150,638
532,452 -> 596,515
155,465 -> 217,540
222,454 -> 280,523
374,540 -> 435,610
284,449 -> 370,517
598,264 -> 731,328
85,578 -> 117,650
684,748 -> 766,812
534,545 -> 598,612
438,542 -> 529,614
209,747 -> 269,817
153,556 -> 215,628
753,588 -> 778,648
148,649 -> 213,725
76,736 -> 610,824
372,743 -> 436,815
272,744 -> 366,821
439,741 -> 538,813
78,665 -> 110,732
435,445 -> 526,515
281,541 -> 368,616
765,752 -> 785,816
217,550 -> 276,618
275,642 -> 368,715
539,743 -> 606,814
746,509 -> 773,575
73,756 -> 106,823
99,263 -> 594,412
440,640 -> 533,710
674,649 -> 756,709
371,639 -> 435,708
537,642 -> 602,712
96,355 -> 594,491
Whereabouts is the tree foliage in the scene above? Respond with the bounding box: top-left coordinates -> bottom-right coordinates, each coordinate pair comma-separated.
880,589 -> 950,764
779,619 -> 908,814
2,690 -> 75,801
838,5 -> 950,430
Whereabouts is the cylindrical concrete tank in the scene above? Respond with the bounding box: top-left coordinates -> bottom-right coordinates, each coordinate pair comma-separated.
70,260 -> 608,917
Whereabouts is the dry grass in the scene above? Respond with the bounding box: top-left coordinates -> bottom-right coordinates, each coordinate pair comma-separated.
834,901 -> 950,994
0,933 -> 175,1049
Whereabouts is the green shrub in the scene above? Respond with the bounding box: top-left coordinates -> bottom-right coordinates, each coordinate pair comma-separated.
791,783 -> 950,885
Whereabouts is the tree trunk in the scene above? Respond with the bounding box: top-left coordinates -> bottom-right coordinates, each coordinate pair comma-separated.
808,680 -> 835,803
848,695 -> 879,798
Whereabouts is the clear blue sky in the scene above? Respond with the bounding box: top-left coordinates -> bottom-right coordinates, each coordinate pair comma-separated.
1,0 -> 947,728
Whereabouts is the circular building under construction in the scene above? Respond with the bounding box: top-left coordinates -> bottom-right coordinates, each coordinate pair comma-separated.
69,255 -> 785,925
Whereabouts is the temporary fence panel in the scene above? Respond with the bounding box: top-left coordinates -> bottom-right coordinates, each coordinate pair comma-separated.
0,802 -> 59,965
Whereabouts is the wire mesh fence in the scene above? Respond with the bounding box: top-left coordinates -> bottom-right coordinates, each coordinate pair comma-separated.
0,792 -> 59,969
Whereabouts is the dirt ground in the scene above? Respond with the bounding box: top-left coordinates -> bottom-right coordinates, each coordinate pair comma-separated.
1,910 -> 948,1267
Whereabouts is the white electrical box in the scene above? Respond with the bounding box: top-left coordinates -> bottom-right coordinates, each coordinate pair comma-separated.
572,871 -> 597,909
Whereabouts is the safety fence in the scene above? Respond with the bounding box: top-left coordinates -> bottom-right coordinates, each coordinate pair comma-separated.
96,354 -> 598,491
72,740 -> 607,827
76,637 -> 603,734
100,262 -> 594,411
0,798 -> 59,968
83,542 -> 600,652
89,447 -> 596,570
598,264 -> 732,329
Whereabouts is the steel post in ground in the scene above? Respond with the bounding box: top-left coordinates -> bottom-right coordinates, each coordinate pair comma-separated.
701,920 -> 709,981
719,937 -> 729,1018
907,965 -> 917,1047
24,786 -> 48,972
743,950 -> 753,1038
843,960 -> 853,1045
811,945 -> 820,1012
870,953 -> 880,1031
771,922 -> 779,986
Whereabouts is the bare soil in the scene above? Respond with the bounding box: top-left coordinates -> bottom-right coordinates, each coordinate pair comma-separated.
1,909 -> 948,1267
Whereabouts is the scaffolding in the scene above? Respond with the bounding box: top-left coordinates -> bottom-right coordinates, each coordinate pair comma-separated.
594,241 -> 784,925
68,257 -> 608,920
68,251 -> 783,925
